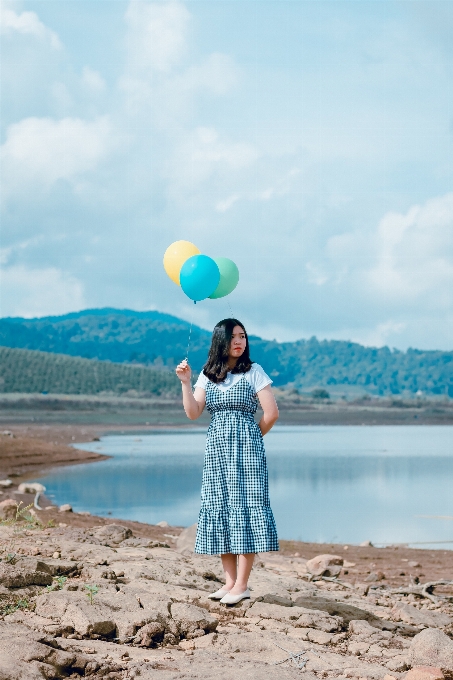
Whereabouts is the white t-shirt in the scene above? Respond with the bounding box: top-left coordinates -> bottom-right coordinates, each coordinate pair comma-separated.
194,363 -> 272,394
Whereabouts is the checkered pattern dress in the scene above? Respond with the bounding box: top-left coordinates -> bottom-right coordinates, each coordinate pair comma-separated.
195,375 -> 279,555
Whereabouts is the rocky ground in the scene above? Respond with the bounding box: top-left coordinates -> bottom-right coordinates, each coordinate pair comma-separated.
0,516 -> 452,680
1,426 -> 453,680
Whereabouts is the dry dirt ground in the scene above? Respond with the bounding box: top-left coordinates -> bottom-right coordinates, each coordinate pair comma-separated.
1,426 -> 453,679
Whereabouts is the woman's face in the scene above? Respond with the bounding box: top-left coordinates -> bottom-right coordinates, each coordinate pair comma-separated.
229,325 -> 247,359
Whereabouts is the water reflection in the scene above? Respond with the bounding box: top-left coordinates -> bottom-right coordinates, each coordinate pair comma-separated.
38,426 -> 453,547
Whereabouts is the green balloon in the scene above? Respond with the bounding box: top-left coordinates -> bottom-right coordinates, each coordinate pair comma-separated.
209,257 -> 239,299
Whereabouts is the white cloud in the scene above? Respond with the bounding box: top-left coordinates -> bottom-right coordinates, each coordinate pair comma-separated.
0,4 -> 61,49
166,127 -> 258,188
0,266 -> 85,318
82,67 -> 106,92
368,192 -> 453,303
181,53 -> 238,95
124,0 -> 190,73
1,115 -> 113,198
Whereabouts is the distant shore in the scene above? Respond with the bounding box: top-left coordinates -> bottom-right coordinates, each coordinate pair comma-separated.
1,391 -> 453,428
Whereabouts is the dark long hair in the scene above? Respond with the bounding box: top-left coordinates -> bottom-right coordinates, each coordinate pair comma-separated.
203,318 -> 253,383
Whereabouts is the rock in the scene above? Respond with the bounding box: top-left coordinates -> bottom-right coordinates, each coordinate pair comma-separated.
409,628 -> 453,673
59,504 -> 73,512
386,655 -> 409,672
246,601 -> 341,632
0,621 -> 72,679
392,604 -> 451,628
293,594 -> 411,633
35,590 -> 116,637
349,619 -> 377,636
261,594 -> 293,607
0,559 -> 53,588
408,561 -> 422,569
175,523 -> 197,554
306,629 -> 334,645
34,558 -> 81,577
0,479 -> 13,488
0,621 -> 107,679
156,521 -> 169,527
91,524 -> 132,545
305,554 -> 344,577
17,483 -> 46,494
170,602 -> 218,639
135,621 -> 166,646
52,552 -> 61,559
360,540 -> 373,547
405,668 -> 445,680
366,571 -> 386,582
0,498 -> 18,520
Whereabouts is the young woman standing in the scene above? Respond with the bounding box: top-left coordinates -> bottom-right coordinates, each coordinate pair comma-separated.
175,318 -> 279,604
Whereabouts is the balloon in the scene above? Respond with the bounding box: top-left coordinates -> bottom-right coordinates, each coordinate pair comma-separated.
209,257 -> 239,299
163,240 -> 200,286
180,255 -> 220,302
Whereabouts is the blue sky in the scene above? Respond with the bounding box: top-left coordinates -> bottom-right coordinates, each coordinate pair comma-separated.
1,0 -> 452,349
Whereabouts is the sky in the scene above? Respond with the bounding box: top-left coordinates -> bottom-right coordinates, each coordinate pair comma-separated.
1,0 -> 452,350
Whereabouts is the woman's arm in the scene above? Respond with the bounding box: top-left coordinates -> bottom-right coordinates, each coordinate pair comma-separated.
257,384 -> 279,435
175,360 -> 206,420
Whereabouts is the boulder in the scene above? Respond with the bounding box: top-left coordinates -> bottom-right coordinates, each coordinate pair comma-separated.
405,668 -> 445,680
59,504 -> 73,513
170,602 -> 218,639
91,524 -> 132,545
409,629 -> 453,673
392,604 -> 451,629
0,559 -> 53,588
0,480 -> 12,488
175,523 -> 197,555
305,554 -> 343,577
0,499 -> 17,521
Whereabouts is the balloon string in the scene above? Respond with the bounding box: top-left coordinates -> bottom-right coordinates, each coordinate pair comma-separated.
185,302 -> 196,365
185,320 -> 193,363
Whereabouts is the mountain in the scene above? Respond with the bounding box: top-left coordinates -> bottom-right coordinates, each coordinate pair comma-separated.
1,308 -> 452,396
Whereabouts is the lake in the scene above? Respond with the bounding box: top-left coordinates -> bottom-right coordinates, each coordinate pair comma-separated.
37,425 -> 453,548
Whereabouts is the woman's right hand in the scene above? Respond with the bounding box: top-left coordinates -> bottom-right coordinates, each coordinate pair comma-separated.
175,359 -> 192,384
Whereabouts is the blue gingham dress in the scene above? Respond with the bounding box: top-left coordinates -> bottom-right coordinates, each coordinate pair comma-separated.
195,374 -> 279,554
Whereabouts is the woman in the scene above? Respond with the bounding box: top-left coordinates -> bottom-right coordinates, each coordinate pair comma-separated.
175,318 -> 279,605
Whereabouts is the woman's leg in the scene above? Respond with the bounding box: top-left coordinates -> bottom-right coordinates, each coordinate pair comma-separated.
221,553 -> 237,590
229,553 -> 254,594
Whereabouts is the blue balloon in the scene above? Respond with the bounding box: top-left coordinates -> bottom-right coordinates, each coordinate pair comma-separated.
180,254 -> 220,302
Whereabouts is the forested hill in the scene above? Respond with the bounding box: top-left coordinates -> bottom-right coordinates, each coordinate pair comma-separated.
1,308 -> 452,396
0,346 -> 180,396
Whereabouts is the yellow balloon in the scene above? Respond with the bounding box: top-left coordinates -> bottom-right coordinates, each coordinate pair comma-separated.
163,240 -> 200,286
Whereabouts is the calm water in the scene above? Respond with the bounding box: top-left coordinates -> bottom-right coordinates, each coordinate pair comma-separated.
37,426 -> 453,547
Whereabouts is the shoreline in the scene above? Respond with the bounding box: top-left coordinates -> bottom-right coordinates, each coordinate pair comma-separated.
1,423 -> 453,585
